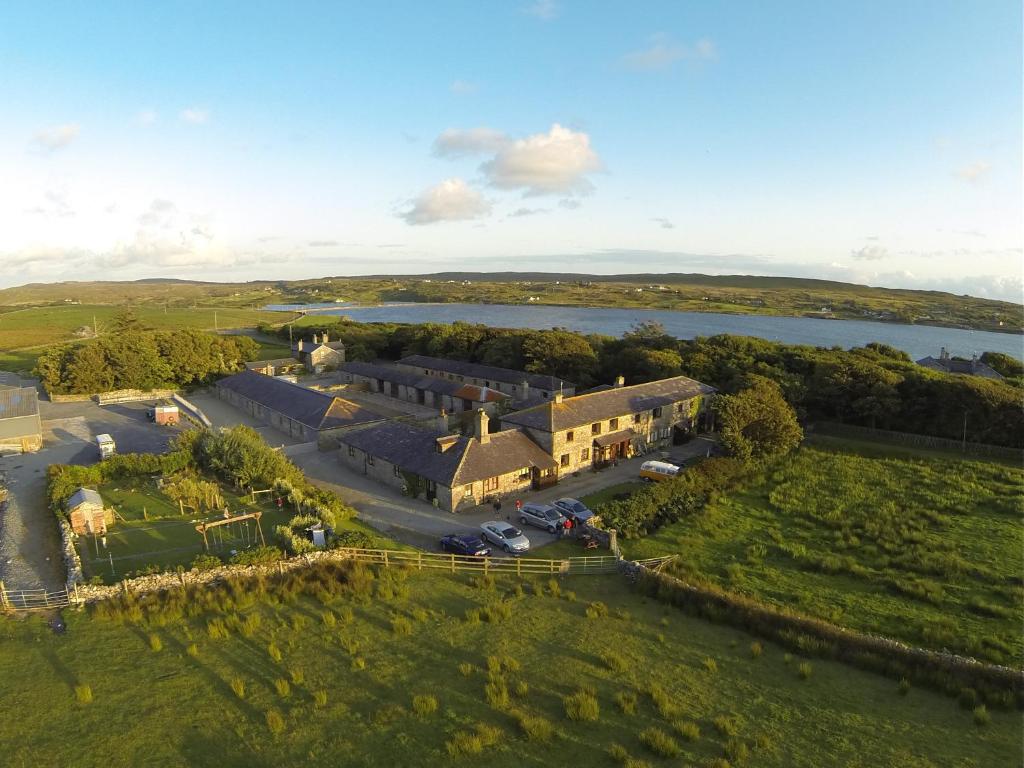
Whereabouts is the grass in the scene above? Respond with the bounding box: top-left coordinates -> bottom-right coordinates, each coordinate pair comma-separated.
0,569 -> 1019,766
621,444 -> 1024,665
580,481 -> 647,511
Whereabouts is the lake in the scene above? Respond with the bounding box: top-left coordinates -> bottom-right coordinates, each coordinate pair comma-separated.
266,302 -> 1024,361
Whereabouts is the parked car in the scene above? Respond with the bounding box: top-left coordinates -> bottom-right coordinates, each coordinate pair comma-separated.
551,498 -> 596,527
639,460 -> 680,482
439,533 -> 491,557
518,502 -> 567,533
480,521 -> 530,554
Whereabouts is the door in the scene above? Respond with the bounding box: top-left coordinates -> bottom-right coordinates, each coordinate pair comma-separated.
425,480 -> 437,501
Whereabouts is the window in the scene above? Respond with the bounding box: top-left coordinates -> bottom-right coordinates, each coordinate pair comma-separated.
393,464 -> 402,477
653,407 -> 663,418
367,455 -> 375,466
560,453 -> 570,468
676,402 -> 685,413
484,476 -> 499,492
519,468 -> 531,480
581,448 -> 590,462
609,417 -> 619,430
464,487 -> 474,498
633,413 -> 641,423
347,446 -> 355,457
591,422 -> 602,435
565,430 -> 575,443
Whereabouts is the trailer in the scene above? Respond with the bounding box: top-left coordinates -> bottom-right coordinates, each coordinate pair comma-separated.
147,405 -> 180,426
96,433 -> 116,458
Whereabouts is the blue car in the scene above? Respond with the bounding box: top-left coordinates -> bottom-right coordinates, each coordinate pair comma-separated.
552,498 -> 596,527
440,534 -> 492,557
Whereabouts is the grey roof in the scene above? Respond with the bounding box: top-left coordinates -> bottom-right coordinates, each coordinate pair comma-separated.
398,354 -> 572,392
0,387 -> 39,420
502,375 -> 715,433
217,370 -> 384,430
67,487 -> 103,510
339,422 -> 556,487
916,357 -> 1004,380
245,357 -> 301,370
341,361 -> 510,403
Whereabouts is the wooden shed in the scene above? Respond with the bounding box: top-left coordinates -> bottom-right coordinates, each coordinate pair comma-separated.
67,487 -> 113,535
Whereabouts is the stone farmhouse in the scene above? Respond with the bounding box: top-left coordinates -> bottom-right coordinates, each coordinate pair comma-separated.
338,361 -> 510,416
0,386 -> 42,453
292,332 -> 346,373
500,375 -> 715,475
395,354 -> 575,402
216,370 -> 385,441
916,348 -> 1004,380
336,409 -> 557,512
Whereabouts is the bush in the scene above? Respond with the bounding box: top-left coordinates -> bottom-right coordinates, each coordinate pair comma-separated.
674,720 -> 700,741
148,633 -> 163,652
639,727 -> 680,758
749,642 -> 763,659
445,723 -> 503,757
973,705 -> 990,726
322,610 -> 337,628
516,711 -> 554,742
898,678 -> 911,696
615,690 -> 638,715
206,619 -> 229,640
703,657 -> 718,673
313,690 -> 328,708
391,616 -> 413,636
74,684 -> 93,704
351,656 -> 366,670
724,738 -> 749,763
412,694 -> 438,717
585,601 -> 609,619
601,650 -> 629,673
485,679 -> 510,711
190,554 -> 222,572
289,667 -> 304,685
513,680 -> 529,698
564,688 -> 600,721
230,678 -> 245,699
265,709 -> 285,736
186,643 -> 199,657
274,678 -> 291,698
458,662 -> 474,677
797,662 -> 813,680
268,642 -> 283,663
713,715 -> 739,738
608,744 -> 629,764
648,683 -> 678,719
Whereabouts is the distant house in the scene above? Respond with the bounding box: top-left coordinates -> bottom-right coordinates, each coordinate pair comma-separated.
67,488 -> 112,535
339,361 -> 510,415
916,348 -> 1004,380
501,375 -> 715,474
337,410 -> 558,512
244,357 -> 304,377
292,332 -> 346,373
395,354 -> 574,402
216,370 -> 385,441
0,387 -> 42,453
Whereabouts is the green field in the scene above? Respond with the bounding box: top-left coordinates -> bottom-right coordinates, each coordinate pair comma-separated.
1,568 -> 1017,767
618,445 -> 1024,666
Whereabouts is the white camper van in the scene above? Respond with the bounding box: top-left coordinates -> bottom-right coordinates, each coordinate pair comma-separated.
96,433 -> 116,459
639,460 -> 680,482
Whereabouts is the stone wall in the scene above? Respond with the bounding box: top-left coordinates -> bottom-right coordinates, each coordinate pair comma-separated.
59,517 -> 84,589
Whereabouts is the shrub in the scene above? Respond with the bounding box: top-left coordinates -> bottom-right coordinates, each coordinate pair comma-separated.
74,684 -> 93,704
289,667 -> 304,685
230,678 -> 245,699
412,694 -> 438,717
148,633 -> 163,652
322,610 -> 336,628
615,690 -> 638,715
351,656 -> 366,670
268,642 -> 283,663
958,688 -> 978,709
274,678 -> 291,698
639,727 -> 680,758
190,554 -> 222,572
564,590 -> 577,602
485,679 -> 510,711
973,705 -> 990,726
564,689 -> 600,721
337,606 -> 354,623
487,655 -> 520,674
547,579 -> 561,598
585,601 -> 609,619
458,662 -> 474,677
749,642 -> 763,659
186,643 -> 199,657
314,690 -> 328,708
516,711 -> 554,742
391,616 -> 413,636
674,720 -> 700,741
265,709 -> 285,736
480,601 -> 513,623
601,650 -> 628,673
464,608 -> 482,625
713,715 -> 739,738
608,743 -> 629,764
703,657 -> 718,673
797,662 -> 813,680
724,738 -> 749,763
445,723 -> 503,757
898,678 -> 911,696
513,680 -> 529,698
206,618 -> 229,640
648,683 -> 678,719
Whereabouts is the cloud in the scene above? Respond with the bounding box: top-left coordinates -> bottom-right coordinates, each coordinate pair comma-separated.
136,109 -> 158,125
524,0 -> 559,20
954,161 -> 991,182
621,35 -> 716,71
558,198 -> 582,210
180,107 -> 209,124
308,240 -> 338,247
32,123 -> 80,152
652,217 -> 674,229
26,189 -> 75,218
400,178 -> 491,225
450,80 -> 478,94
433,127 -> 509,158
509,207 -> 548,217
850,244 -> 888,261
481,124 -> 600,196
138,199 -> 178,228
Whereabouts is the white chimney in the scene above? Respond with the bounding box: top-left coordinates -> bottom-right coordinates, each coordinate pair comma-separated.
323,331 -> 329,343
436,408 -> 448,434
614,375 -> 625,388
474,409 -> 490,444
297,340 -> 305,352
554,392 -> 564,404
520,380 -> 530,401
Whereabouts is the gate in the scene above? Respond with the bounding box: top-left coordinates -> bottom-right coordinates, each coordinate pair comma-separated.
0,583 -> 75,612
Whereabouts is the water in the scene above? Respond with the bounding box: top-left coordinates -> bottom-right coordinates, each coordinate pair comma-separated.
265,303 -> 1023,361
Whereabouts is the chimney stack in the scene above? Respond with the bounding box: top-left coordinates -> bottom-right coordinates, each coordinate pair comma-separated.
323,331 -> 329,343
554,392 -> 564,404
474,409 -> 490,444
520,380 -> 530,401
436,408 -> 448,435
313,333 -> 320,344
297,340 -> 305,352
940,347 -> 949,361
614,375 -> 625,388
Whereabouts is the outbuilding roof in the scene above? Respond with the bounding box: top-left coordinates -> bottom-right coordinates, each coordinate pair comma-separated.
0,387 -> 39,420
67,487 -> 103,510
398,354 -> 572,393
340,361 -> 509,403
501,376 -> 715,433
217,370 -> 384,431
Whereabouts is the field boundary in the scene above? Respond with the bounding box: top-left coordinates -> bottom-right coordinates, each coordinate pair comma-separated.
808,421 -> 1023,461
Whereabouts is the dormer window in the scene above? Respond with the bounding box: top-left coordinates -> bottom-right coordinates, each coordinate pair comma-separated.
591,423 -> 601,435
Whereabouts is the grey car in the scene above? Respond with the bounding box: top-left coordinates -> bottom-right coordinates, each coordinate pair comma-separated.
551,497 -> 596,527
480,521 -> 531,554
518,502 -> 567,533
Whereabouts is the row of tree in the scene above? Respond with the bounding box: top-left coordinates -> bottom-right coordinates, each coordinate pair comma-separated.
264,318 -> 1023,448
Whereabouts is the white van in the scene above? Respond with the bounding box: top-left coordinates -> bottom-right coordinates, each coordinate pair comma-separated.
639,460 -> 680,482
96,433 -> 116,459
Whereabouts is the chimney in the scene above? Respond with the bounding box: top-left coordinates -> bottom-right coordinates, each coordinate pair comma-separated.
436,408 -> 448,434
940,347 -> 949,361
614,375 -> 625,388
297,340 -> 305,352
474,408 -> 490,444
323,331 -> 329,343
435,435 -> 459,453
554,392 -> 564,404
313,333 -> 320,344
520,380 -> 530,401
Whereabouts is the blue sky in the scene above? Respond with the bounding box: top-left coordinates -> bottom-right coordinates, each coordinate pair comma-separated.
1,1 -> 1020,300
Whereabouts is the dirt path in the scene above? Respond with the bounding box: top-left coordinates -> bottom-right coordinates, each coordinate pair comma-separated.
0,451 -> 67,591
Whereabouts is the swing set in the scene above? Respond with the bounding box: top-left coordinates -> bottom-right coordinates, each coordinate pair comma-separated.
195,511 -> 266,553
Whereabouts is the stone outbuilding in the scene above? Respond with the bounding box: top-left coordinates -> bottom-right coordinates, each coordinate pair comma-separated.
396,354 -> 574,402
292,332 -> 346,373
67,488 -> 113,535
0,386 -> 42,454
339,361 -> 510,415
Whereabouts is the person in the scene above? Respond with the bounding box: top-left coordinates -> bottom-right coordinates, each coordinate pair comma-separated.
564,518 -> 573,538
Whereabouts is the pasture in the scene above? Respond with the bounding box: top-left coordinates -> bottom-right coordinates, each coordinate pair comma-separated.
620,445 -> 1024,666
1,568 -> 1017,767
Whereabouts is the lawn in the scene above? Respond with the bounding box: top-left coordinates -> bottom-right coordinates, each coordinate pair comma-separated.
0,569 -> 1017,767
618,445 -> 1024,666
580,481 -> 647,510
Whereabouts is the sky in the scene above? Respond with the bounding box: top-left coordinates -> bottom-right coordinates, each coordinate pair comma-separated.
1,1 -> 1021,300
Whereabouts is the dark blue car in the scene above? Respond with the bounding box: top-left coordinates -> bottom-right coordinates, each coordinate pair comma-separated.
439,534 -> 491,557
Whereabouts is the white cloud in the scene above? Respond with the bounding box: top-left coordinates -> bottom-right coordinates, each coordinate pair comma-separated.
26,189 -> 75,218
509,207 -> 548,217
433,127 -> 509,158
180,107 -> 209,124
400,178 -> 491,225
308,240 -> 338,247
652,217 -> 674,229
850,244 -> 888,261
450,80 -> 478,94
621,35 -> 716,71
954,161 -> 991,182
524,0 -> 559,20
137,109 -> 158,125
32,123 -> 80,152
138,199 -> 178,228
481,124 -> 600,196
558,198 -> 582,210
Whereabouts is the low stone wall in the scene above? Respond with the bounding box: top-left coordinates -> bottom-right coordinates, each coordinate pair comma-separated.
48,393 -> 94,403
96,388 -> 178,405
58,517 -> 83,588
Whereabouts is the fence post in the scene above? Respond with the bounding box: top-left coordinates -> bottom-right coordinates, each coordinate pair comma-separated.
451,554 -> 456,574
516,558 -> 521,577
384,550 -> 390,569
484,557 -> 489,575
418,552 -> 423,571
0,581 -> 8,611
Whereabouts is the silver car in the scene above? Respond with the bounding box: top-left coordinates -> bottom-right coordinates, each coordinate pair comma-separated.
518,502 -> 567,533
480,521 -> 530,555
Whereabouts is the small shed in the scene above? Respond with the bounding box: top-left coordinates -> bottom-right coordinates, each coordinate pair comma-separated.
67,488 -> 112,535
153,405 -> 179,426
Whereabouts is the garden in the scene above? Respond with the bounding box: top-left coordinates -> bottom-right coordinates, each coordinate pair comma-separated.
0,567 -> 1017,767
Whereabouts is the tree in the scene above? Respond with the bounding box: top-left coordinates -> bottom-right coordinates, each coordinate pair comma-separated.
979,351 -> 1024,378
110,307 -> 147,334
715,376 -> 803,463
522,329 -> 599,386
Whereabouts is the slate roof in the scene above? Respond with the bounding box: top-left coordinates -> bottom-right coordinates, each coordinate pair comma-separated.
501,376 -> 715,433
340,362 -> 509,403
916,356 -> 1004,380
338,422 -> 556,487
67,487 -> 103,510
217,370 -> 384,430
0,387 -> 39,420
398,354 -> 572,392
244,358 -> 301,370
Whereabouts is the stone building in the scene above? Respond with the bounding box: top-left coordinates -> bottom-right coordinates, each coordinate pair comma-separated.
243,357 -> 304,377
292,332 -> 346,373
215,370 -> 385,441
67,487 -> 112,535
336,409 -> 557,512
501,375 -> 715,474
916,348 -> 1004,380
0,386 -> 42,453
395,354 -> 574,402
339,361 -> 510,415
